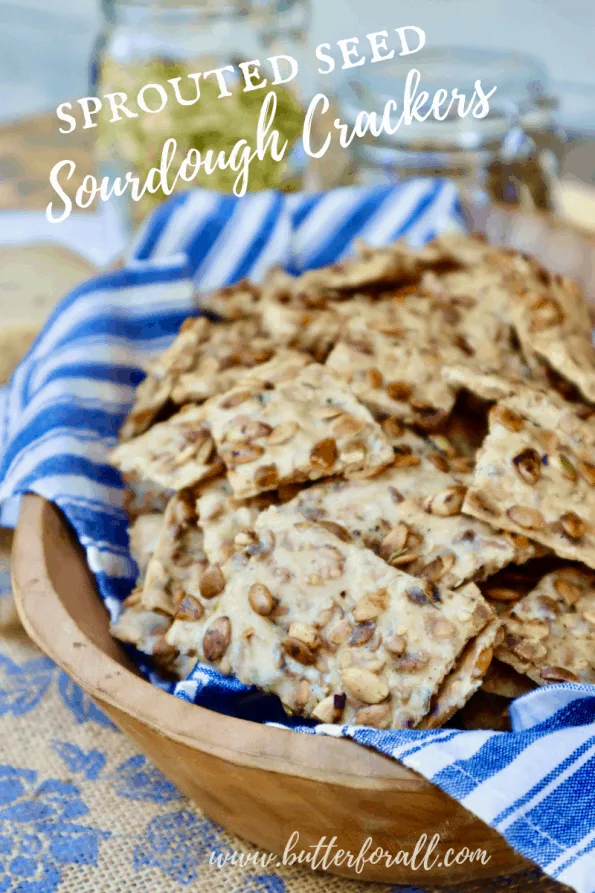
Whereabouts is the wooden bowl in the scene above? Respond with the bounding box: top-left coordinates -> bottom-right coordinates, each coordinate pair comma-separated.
13,206 -> 595,885
13,495 -> 529,885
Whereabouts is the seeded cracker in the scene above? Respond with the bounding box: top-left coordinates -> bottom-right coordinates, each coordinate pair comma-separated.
119,317 -> 281,440
419,605 -> 502,729
110,404 -> 223,492
258,301 -> 343,362
203,362 -> 394,499
285,461 -> 542,589
193,278 -> 261,320
169,506 -> 492,728
496,566 -> 595,685
133,490 -> 209,616
463,391 -> 595,568
326,338 -> 456,431
500,254 -> 595,403
277,239 -> 445,305
128,513 -> 164,579
196,477 -> 280,567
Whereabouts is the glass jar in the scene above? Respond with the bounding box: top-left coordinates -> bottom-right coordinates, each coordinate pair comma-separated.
93,0 -> 310,230
329,47 -> 565,214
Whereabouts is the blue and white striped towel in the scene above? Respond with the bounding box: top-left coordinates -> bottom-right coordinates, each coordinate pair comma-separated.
2,181 -> 594,893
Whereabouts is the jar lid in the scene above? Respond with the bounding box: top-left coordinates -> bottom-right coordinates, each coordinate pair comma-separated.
337,46 -> 553,150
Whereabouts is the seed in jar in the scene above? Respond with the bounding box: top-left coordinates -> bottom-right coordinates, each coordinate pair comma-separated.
203,616 -> 231,662
512,448 -> 541,485
268,421 -> 299,446
310,438 -> 338,469
424,486 -> 466,517
560,511 -> 586,539
341,667 -> 389,704
506,505 -> 546,530
491,404 -> 524,432
248,583 -> 276,616
199,564 -> 225,599
283,636 -> 316,665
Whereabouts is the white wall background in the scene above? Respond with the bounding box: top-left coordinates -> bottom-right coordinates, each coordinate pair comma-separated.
0,0 -> 594,124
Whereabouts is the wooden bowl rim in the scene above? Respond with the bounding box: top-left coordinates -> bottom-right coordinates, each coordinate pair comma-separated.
13,493 -> 435,792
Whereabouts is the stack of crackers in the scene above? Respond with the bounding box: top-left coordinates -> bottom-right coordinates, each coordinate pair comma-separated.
109,233 -> 595,731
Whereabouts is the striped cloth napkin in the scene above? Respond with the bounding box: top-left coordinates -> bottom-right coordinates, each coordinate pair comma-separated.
1,181 -> 594,893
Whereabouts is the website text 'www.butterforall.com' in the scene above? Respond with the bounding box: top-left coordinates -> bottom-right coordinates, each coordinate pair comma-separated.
209,831 -> 491,874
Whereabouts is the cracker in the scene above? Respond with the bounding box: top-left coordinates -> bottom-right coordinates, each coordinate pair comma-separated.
501,256 -> 595,403
258,302 -> 343,362
123,475 -> 173,521
277,240 -> 445,306
463,392 -> 595,568
139,491 -> 209,615
442,365 -> 534,403
119,317 -> 275,440
496,566 -> 595,685
129,512 -> 164,579
194,278 -> 261,320
110,604 -> 173,659
166,506 -> 493,729
110,404 -> 223,492
169,319 -> 280,405
203,363 -> 394,499
286,472 -> 542,590
326,338 -> 456,431
419,609 -> 502,729
196,477 -> 280,567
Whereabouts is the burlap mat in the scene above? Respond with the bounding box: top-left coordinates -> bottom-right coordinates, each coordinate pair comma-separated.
0,528 -> 574,893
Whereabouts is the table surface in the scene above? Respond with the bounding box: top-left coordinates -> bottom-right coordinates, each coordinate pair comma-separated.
0,111 -> 578,893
